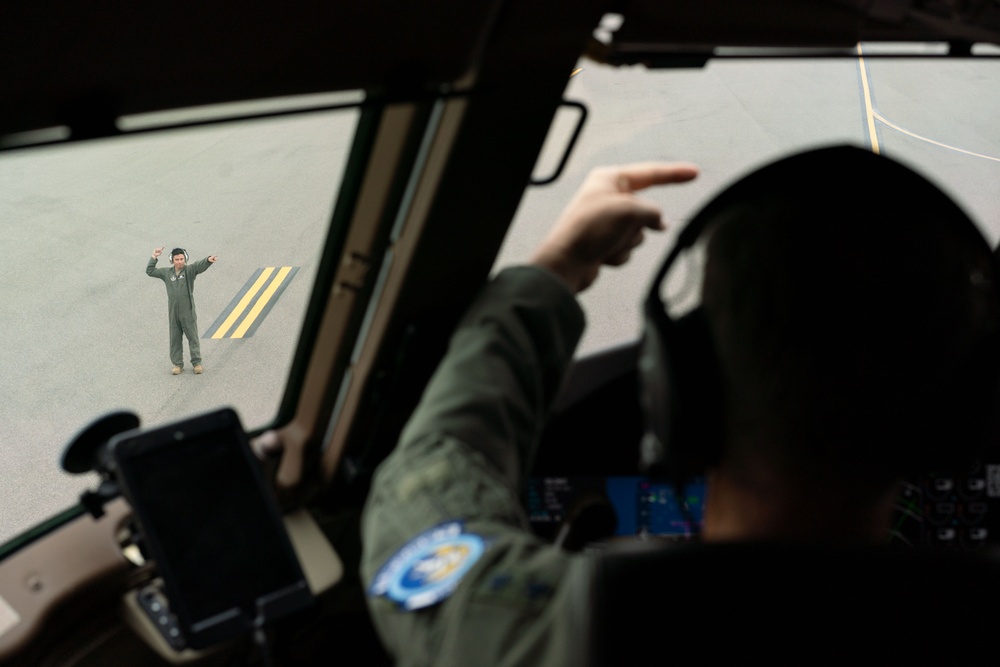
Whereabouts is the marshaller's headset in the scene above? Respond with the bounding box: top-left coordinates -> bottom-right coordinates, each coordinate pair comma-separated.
637,145 -> 1000,487
170,248 -> 189,263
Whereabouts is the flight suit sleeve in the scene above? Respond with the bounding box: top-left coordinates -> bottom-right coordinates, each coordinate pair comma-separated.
189,257 -> 212,275
361,266 -> 589,666
146,256 -> 160,277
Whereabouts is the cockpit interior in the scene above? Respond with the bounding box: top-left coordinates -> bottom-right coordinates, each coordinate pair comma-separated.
2,1 -> 1000,664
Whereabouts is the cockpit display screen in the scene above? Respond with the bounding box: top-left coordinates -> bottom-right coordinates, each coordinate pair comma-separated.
529,462 -> 1000,549
526,476 -> 705,541
892,462 -> 1000,549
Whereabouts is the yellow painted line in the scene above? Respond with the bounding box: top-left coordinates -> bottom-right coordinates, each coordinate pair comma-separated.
571,68 -> 582,77
231,266 -> 292,339
856,41 -> 999,163
856,43 -> 880,155
872,110 -> 1000,163
212,267 -> 275,339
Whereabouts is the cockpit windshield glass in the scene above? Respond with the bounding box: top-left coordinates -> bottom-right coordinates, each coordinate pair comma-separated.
496,48 -> 1000,356
0,103 -> 359,543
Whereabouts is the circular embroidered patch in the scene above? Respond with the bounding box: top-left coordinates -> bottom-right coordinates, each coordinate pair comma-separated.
370,521 -> 486,611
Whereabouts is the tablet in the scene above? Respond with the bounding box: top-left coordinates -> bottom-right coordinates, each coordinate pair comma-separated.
110,408 -> 313,649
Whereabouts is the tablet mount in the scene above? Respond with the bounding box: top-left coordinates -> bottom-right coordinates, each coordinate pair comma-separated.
59,410 -> 307,662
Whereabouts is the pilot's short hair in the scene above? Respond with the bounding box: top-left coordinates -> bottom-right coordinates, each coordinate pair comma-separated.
700,147 -> 998,488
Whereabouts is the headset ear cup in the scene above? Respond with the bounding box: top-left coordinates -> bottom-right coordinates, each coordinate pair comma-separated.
672,309 -> 725,473
944,305 -> 1000,471
638,301 -> 673,476
639,304 -> 725,483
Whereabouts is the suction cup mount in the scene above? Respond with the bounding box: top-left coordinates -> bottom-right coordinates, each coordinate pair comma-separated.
61,410 -> 140,518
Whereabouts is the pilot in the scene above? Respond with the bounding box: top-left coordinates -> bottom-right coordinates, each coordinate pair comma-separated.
146,246 -> 218,375
359,147 -> 999,664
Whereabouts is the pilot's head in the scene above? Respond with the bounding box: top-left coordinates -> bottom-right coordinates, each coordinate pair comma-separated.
697,147 -> 998,496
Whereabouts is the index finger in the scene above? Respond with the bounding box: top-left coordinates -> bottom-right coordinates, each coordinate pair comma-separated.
615,162 -> 700,193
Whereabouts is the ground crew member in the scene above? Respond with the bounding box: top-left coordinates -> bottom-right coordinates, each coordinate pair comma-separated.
358,148 -> 999,665
146,246 -> 218,375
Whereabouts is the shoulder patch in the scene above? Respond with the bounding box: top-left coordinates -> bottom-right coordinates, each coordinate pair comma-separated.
370,520 -> 486,611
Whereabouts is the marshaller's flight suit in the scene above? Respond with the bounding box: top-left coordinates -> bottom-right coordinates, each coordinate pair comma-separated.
362,266 -> 590,665
146,256 -> 214,368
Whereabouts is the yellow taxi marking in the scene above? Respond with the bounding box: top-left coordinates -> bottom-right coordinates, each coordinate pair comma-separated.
571,68 -> 582,77
856,43 -> 880,155
856,43 -> 999,163
211,267 -> 275,339
231,266 -> 293,339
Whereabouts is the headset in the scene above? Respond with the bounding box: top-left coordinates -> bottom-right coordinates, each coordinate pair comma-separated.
169,248 -> 189,263
636,179 -> 728,484
637,145 -> 1000,487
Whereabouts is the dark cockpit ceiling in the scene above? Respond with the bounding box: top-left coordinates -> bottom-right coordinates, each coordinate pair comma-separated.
3,1 -> 1000,144
0,2 -> 493,139
608,0 -> 1000,60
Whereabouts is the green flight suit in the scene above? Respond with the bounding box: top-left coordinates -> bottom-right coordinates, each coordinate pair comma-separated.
361,266 -> 593,666
146,256 -> 213,368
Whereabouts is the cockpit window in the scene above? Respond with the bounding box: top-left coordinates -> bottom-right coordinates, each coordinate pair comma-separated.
0,104 -> 359,543
496,49 -> 1000,355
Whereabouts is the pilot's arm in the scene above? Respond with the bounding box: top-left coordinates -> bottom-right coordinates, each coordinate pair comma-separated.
360,163 -> 698,666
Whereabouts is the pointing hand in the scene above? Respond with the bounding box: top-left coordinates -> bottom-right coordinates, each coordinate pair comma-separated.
530,162 -> 699,293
